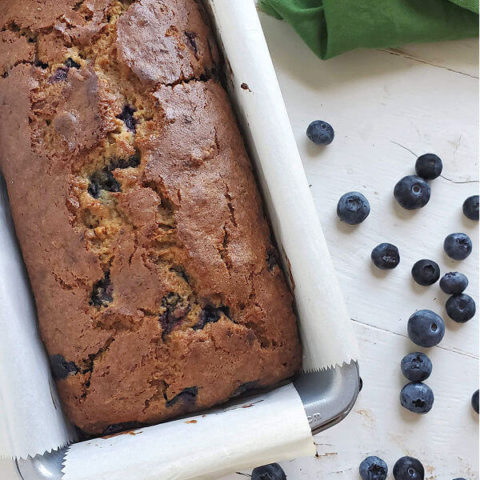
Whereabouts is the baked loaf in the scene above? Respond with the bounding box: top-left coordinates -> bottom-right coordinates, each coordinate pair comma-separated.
0,0 -> 301,435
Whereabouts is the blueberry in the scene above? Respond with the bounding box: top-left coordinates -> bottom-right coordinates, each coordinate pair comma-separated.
89,271 -> 113,308
407,310 -> 445,347
205,305 -> 227,322
50,354 -> 78,380
400,382 -> 434,413
193,305 -> 229,330
48,67 -> 69,83
371,243 -> 400,269
266,248 -> 279,271
393,456 -> 425,480
337,192 -> 370,225
452,478 -> 467,480
463,195 -> 479,221
472,389 -> 479,414
251,463 -> 286,480
166,387 -> 198,408
411,259 -> 440,286
415,153 -> 443,180
359,456 -> 388,480
159,293 -> 191,337
306,120 -> 334,145
185,31 -> 198,55
446,294 -> 476,323
110,152 -> 141,169
116,105 -> 137,133
88,169 -> 121,198
65,57 -> 81,69
102,422 -> 144,436
440,272 -> 469,294
394,175 -> 431,210
232,381 -> 258,397
34,59 -> 49,69
444,233 -> 472,261
401,352 -> 432,382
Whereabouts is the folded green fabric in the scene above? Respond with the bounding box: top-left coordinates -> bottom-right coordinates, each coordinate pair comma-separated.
259,0 -> 479,59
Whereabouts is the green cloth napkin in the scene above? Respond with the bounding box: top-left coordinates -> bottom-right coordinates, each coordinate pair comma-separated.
259,0 -> 479,59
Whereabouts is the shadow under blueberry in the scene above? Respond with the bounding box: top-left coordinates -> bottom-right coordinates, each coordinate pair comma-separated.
336,216 -> 364,234
441,249 -> 467,269
391,195 -> 421,220
442,306 -> 467,333
461,213 -> 478,230
304,136 -> 332,160
470,405 -> 479,421
409,276 -> 434,297
397,336 -> 432,423
369,260 -> 391,279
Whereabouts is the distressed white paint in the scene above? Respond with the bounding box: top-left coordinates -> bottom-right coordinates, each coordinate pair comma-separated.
0,11 -> 478,480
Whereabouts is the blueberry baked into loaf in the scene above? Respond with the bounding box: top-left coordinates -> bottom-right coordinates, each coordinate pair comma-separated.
0,0 -> 301,435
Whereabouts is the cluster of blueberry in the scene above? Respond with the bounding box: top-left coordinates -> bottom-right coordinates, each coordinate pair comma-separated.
248,456 -> 457,480
399,352 -> 433,413
334,152 -> 477,420
370,243 -> 476,324
313,123 -> 478,479
358,367 -> 479,479
359,452 -> 479,480
359,455 -> 428,480
398,341 -> 478,418
248,125 -> 477,480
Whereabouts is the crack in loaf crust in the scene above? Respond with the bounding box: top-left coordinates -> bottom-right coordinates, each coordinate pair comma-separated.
0,0 -> 302,435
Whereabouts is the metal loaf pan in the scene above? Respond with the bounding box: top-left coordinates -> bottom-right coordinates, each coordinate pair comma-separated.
15,364 -> 359,480
11,0 -> 360,478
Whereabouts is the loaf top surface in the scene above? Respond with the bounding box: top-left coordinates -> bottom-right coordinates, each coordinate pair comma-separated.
0,0 -> 301,435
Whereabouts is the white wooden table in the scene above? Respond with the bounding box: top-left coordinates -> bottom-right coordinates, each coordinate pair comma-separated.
1,11 -> 478,480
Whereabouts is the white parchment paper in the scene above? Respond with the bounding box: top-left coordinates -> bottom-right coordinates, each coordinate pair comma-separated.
0,0 -> 357,474
207,0 -> 358,371
62,384 -> 314,480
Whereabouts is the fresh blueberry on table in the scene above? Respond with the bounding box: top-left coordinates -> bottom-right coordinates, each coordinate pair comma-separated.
394,175 -> 431,210
472,389 -> 479,414
415,153 -> 443,180
452,478 -> 467,480
401,352 -> 432,382
371,243 -> 400,269
446,294 -> 476,323
359,456 -> 388,480
407,310 -> 445,347
251,463 -> 287,480
463,194 -> 479,221
444,233 -> 472,261
337,191 -> 370,225
393,456 -> 425,480
400,382 -> 434,414
411,259 -> 440,286
306,120 -> 335,145
440,272 -> 469,294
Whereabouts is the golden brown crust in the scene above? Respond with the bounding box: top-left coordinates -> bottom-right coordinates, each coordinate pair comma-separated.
117,0 -> 219,85
0,0 -> 301,435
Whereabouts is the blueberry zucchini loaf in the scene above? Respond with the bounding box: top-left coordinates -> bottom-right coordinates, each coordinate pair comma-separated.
0,0 -> 301,435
